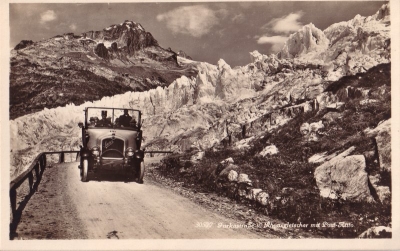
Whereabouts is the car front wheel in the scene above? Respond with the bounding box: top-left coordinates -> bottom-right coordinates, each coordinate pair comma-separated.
81,159 -> 89,182
137,161 -> 145,184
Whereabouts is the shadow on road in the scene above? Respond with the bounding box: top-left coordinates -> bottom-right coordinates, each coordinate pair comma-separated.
10,168 -> 45,240
87,170 -> 141,183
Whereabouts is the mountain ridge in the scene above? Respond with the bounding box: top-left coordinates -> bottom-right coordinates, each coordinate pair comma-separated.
10,20 -> 197,119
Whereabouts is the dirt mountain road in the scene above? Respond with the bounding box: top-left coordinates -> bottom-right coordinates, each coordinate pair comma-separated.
13,157 -> 272,239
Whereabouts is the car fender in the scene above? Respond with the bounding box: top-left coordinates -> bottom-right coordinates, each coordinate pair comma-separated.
134,149 -> 145,161
80,148 -> 91,159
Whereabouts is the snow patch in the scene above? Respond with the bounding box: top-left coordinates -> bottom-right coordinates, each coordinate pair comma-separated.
177,56 -> 196,64
87,55 -> 96,61
98,40 -> 113,48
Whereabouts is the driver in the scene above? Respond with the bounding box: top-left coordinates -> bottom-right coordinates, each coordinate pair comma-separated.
96,111 -> 112,127
118,109 -> 132,127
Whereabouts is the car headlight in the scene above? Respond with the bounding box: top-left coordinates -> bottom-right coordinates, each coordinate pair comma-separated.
91,146 -> 101,156
126,147 -> 134,157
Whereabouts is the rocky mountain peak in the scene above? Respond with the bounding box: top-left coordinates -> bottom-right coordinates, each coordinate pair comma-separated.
102,20 -> 148,36
82,20 -> 159,54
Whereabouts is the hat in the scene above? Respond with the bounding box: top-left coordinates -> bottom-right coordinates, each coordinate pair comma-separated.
89,117 -> 95,122
124,109 -> 129,112
101,110 -> 107,116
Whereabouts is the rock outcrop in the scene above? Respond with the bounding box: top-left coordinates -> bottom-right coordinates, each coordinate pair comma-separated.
259,145 -> 278,157
14,40 -> 34,50
314,147 -> 373,202
369,174 -> 390,204
365,119 -> 391,171
95,43 -> 109,59
300,121 -> 325,142
358,226 -> 391,238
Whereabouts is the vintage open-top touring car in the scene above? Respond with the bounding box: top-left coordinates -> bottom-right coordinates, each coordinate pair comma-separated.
78,107 -> 145,183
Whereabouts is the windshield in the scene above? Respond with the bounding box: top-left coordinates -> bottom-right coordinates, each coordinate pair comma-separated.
86,107 -> 141,130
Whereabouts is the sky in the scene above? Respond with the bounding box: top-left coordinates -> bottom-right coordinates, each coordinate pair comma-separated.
9,1 -> 387,67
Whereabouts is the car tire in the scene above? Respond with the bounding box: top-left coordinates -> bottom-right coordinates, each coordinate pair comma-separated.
81,159 -> 89,182
76,155 -> 81,164
137,161 -> 145,184
125,164 -> 135,182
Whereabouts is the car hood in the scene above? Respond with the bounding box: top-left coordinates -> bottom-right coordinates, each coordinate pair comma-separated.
86,128 -> 138,150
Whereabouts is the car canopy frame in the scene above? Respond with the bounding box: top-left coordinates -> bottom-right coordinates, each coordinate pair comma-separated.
84,107 -> 142,130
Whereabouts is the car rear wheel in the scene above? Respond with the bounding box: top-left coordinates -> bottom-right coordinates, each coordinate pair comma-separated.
137,161 -> 145,184
81,159 -> 89,182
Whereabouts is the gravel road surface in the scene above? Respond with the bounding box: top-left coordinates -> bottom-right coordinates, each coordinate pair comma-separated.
12,157 -> 269,239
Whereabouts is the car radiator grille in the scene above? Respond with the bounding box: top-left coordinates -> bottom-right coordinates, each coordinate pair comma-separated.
102,138 -> 124,158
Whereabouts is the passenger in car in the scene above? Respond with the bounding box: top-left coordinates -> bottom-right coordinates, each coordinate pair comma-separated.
118,109 -> 132,127
130,117 -> 137,128
89,117 -> 96,127
114,117 -> 120,127
96,111 -> 112,127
